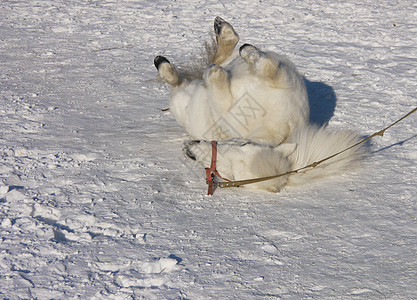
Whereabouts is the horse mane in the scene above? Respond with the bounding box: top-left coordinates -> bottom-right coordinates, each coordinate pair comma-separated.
176,35 -> 217,81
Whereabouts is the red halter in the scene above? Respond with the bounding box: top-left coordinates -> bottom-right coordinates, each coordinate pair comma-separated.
205,141 -> 232,195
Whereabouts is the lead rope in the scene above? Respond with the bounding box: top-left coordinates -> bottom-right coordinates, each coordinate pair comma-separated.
205,107 -> 417,195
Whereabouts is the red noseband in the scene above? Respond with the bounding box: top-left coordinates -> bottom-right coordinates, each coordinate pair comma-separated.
205,141 -> 231,195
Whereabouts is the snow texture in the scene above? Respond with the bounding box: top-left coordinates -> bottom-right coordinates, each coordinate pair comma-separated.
1,0 -> 416,299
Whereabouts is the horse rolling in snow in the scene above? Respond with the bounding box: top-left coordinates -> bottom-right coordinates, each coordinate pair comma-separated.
154,17 -> 366,192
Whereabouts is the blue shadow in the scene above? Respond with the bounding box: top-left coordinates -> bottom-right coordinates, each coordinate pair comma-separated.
305,79 -> 337,126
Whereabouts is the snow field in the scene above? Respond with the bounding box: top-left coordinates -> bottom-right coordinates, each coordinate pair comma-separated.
1,0 -> 416,298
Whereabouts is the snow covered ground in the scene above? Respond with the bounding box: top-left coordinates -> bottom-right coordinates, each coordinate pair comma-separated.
1,0 -> 416,298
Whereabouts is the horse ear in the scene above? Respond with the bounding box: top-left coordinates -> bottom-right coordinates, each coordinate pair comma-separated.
274,143 -> 297,157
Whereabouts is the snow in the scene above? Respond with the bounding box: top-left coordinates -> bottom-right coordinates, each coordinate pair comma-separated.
0,0 -> 416,298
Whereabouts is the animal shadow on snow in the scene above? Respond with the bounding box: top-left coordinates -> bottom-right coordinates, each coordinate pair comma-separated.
305,79 -> 337,126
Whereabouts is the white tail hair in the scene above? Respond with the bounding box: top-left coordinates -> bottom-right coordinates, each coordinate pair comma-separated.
287,126 -> 367,185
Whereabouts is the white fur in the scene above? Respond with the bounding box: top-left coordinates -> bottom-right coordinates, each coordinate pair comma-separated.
183,126 -> 367,192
